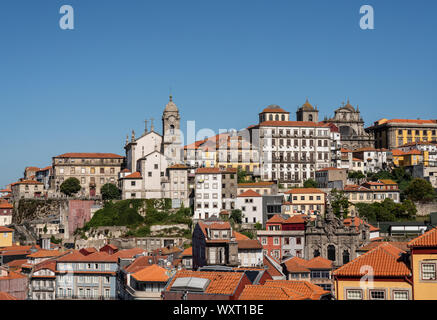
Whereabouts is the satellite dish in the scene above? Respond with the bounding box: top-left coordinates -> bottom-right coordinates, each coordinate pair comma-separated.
167,262 -> 171,266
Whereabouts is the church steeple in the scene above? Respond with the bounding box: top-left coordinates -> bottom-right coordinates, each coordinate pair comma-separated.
162,95 -> 181,164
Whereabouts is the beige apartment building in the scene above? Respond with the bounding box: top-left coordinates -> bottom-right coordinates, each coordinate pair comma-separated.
52,153 -> 124,197
283,188 -> 326,216
11,180 -> 44,199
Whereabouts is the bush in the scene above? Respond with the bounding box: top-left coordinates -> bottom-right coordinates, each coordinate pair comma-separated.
303,179 -> 317,188
101,183 -> 121,200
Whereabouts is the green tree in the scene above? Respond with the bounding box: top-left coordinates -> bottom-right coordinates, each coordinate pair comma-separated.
43,224 -> 48,234
237,168 -> 254,183
60,177 -> 81,196
230,209 -> 243,224
254,222 -> 263,230
303,179 -> 317,188
101,183 -> 121,200
330,189 -> 349,218
404,178 -> 436,202
348,171 -> 365,184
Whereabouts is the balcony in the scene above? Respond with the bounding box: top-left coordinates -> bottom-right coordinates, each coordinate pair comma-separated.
32,286 -> 55,292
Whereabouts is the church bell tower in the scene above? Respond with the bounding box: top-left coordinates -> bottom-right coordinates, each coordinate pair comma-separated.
162,95 -> 182,164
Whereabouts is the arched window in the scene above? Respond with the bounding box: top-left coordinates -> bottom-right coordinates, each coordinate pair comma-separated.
309,114 -> 313,121
269,114 -> 273,121
275,114 -> 279,121
343,250 -> 350,264
327,245 -> 336,261
313,249 -> 320,258
170,125 -> 175,135
281,115 -> 285,121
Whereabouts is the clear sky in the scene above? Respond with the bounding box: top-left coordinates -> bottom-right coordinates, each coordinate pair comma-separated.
0,0 -> 436,187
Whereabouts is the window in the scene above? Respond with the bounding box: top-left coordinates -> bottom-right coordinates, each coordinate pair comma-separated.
421,263 -> 436,280
393,290 -> 409,300
369,290 -> 385,300
327,245 -> 336,261
346,289 -> 363,300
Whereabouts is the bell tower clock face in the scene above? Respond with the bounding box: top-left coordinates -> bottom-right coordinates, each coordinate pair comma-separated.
168,115 -> 175,123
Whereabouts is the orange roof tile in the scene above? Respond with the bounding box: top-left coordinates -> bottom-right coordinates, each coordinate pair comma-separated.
0,203 -> 13,209
0,226 -> 13,232
27,249 -> 63,259
131,264 -> 170,282
122,171 -> 142,179
238,285 -> 307,300
234,232 -> 250,241
0,292 -> 18,300
181,247 -> 193,257
237,189 -> 262,197
55,153 -> 124,159
333,243 -> 411,277
238,181 -> 275,187
285,188 -> 324,194
259,121 -> 327,128
264,280 -> 330,300
237,240 -> 262,250
408,227 -> 437,248
166,270 -> 245,295
343,217 -> 379,232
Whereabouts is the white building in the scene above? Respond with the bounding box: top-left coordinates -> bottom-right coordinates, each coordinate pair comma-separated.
235,190 -> 264,225
162,164 -> 190,208
249,104 -> 331,188
194,168 -> 223,220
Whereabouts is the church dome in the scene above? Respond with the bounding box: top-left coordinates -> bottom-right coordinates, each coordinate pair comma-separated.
300,99 -> 314,111
164,95 -> 179,112
341,100 -> 355,112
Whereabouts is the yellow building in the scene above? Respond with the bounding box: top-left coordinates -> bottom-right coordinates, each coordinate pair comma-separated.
366,118 -> 437,149
0,226 -> 14,247
408,227 -> 437,300
284,188 -> 326,216
391,149 -> 423,167
334,227 -> 437,300
333,243 -> 413,300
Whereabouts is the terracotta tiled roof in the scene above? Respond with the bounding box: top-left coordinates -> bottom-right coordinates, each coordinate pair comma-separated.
166,270 -> 245,295
54,153 -> 124,159
168,164 -> 189,169
343,217 -> 379,232
408,227 -> 437,248
124,255 -> 167,273
237,189 -> 262,197
237,240 -> 262,250
305,256 -> 333,269
112,248 -> 145,259
57,250 -> 118,262
238,285 -> 307,300
131,264 -> 170,282
379,179 -> 397,185
316,167 -> 343,172
341,148 -> 353,153
0,203 -> 13,209
198,220 -> 232,238
196,167 -> 221,174
357,241 -> 409,253
260,106 -> 289,114
11,180 -> 43,186
238,181 -> 275,187
284,256 -> 332,273
27,249 -> 63,259
263,280 -> 330,300
34,259 -> 57,273
0,226 -> 13,232
152,246 -> 182,256
234,232 -> 250,240
263,256 -> 283,278
122,171 -> 142,179
259,121 -> 327,128
181,247 -> 192,257
0,269 -> 27,280
5,259 -> 27,268
380,119 -> 437,125
0,292 -> 18,300
343,184 -> 370,192
285,188 -> 324,194
333,243 -> 410,277
121,169 -> 131,173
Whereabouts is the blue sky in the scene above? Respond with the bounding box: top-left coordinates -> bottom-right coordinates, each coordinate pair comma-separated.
0,0 -> 436,187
